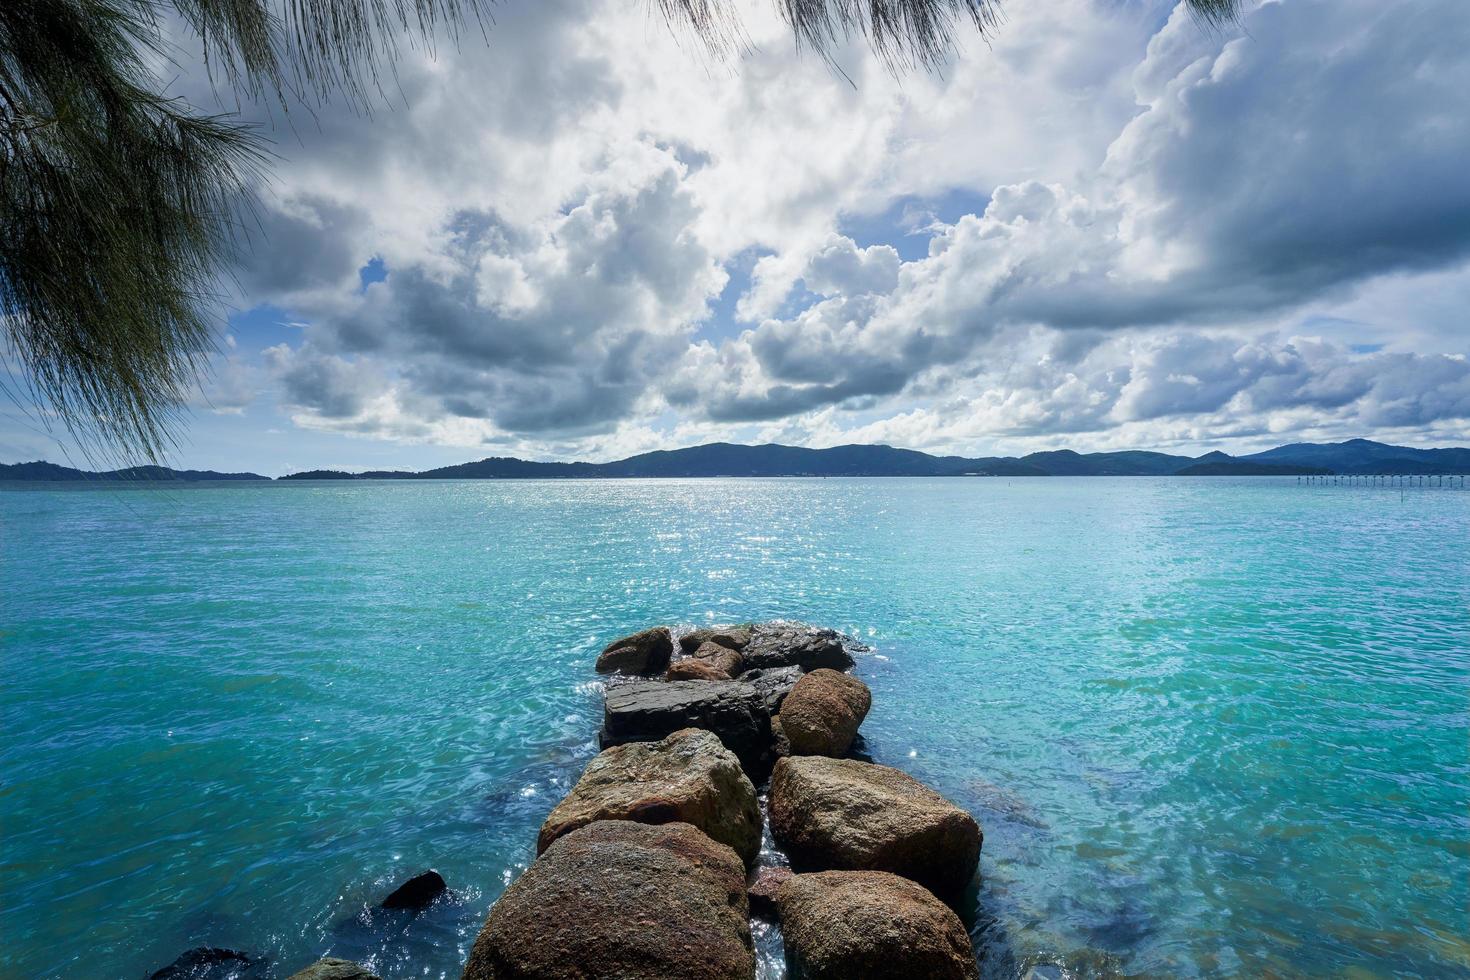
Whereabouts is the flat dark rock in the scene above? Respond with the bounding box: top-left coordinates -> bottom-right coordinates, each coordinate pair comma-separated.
286,959 -> 381,980
380,869 -> 447,910
602,680 -> 773,776
738,665 -> 804,713
740,623 -> 854,673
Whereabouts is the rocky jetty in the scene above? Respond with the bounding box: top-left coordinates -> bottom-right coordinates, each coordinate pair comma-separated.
538,728 -> 761,864
777,871 -> 980,980
769,756 -> 981,898
461,619 -> 987,979
462,820 -> 754,980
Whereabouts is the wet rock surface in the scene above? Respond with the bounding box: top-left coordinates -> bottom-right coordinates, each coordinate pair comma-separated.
462,820 -> 754,980
595,626 -> 674,676
779,669 -> 871,757
286,958 -> 382,980
147,948 -> 258,980
739,623 -> 854,673
768,756 -> 982,899
538,728 -> 761,864
776,871 -> 980,980
380,869 -> 447,910
602,679 -> 773,775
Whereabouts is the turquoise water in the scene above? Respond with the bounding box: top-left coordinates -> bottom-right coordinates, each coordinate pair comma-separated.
2,478 -> 1467,978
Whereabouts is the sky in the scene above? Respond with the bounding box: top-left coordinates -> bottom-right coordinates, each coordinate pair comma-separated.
3,0 -> 1469,476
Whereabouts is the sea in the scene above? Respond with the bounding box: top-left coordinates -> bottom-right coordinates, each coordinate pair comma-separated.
2,477 -> 1466,978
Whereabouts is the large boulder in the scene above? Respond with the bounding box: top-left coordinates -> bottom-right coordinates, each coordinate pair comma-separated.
678,626 -> 753,654
602,679 -> 773,775
776,871 -> 979,980
779,669 -> 871,757
287,960 -> 381,980
538,729 -> 761,864
739,665 -> 804,713
666,658 -> 732,682
768,757 -> 981,899
740,623 -> 853,672
595,626 -> 674,676
462,821 -> 754,980
691,641 -> 744,677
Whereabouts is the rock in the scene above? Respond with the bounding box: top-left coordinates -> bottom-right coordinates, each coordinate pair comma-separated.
595,626 -> 674,676
770,715 -> 791,757
740,623 -> 853,672
666,658 -> 732,682
462,821 -> 754,980
768,757 -> 981,898
380,869 -> 447,909
678,626 -> 753,654
602,679 -> 773,775
148,948 -> 256,979
538,729 -> 761,864
286,959 -> 381,980
691,641 -> 744,677
739,665 -> 804,713
746,866 -> 793,918
776,871 -> 979,980
779,669 -> 871,757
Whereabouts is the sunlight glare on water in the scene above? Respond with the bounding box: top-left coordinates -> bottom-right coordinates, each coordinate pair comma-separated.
2,478 -> 1467,978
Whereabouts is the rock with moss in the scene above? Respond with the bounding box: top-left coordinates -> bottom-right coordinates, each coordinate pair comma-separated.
462,821 -> 754,980
595,626 -> 674,676
538,729 -> 761,864
776,871 -> 979,979
779,669 -> 871,757
768,757 -> 981,899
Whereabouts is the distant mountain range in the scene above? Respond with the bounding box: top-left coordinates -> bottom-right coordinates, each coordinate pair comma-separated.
4,439 -> 1468,483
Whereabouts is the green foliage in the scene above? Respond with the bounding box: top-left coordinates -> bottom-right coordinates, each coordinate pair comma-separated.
0,0 -> 1237,464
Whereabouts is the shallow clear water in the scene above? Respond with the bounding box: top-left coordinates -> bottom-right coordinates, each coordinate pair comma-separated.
2,478 -> 1467,979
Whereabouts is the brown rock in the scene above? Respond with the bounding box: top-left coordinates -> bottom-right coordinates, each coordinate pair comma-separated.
678,625 -> 753,654
463,821 -> 754,980
780,669 -> 871,757
538,729 -> 761,864
692,641 -> 745,677
768,757 -> 981,899
666,658 -> 732,681
770,715 -> 791,758
595,626 -> 674,676
287,959 -> 382,980
746,866 -> 793,918
776,871 -> 979,980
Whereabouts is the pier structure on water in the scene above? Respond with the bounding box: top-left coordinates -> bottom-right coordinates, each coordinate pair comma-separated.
1297,473 -> 1467,488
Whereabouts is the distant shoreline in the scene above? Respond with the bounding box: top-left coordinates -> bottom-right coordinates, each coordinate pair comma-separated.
3,438 -> 1468,483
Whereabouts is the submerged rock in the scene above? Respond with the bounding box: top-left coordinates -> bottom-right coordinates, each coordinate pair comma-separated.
286,959 -> 381,980
740,623 -> 854,673
380,869 -> 447,910
678,626 -> 753,654
690,641 -> 745,677
147,948 -> 256,980
666,658 -> 732,682
595,627 -> 674,676
780,669 -> 871,757
746,866 -> 794,918
777,871 -> 979,980
768,757 -> 981,899
538,729 -> 761,864
462,820 -> 754,980
602,679 -> 773,775
739,665 -> 804,713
